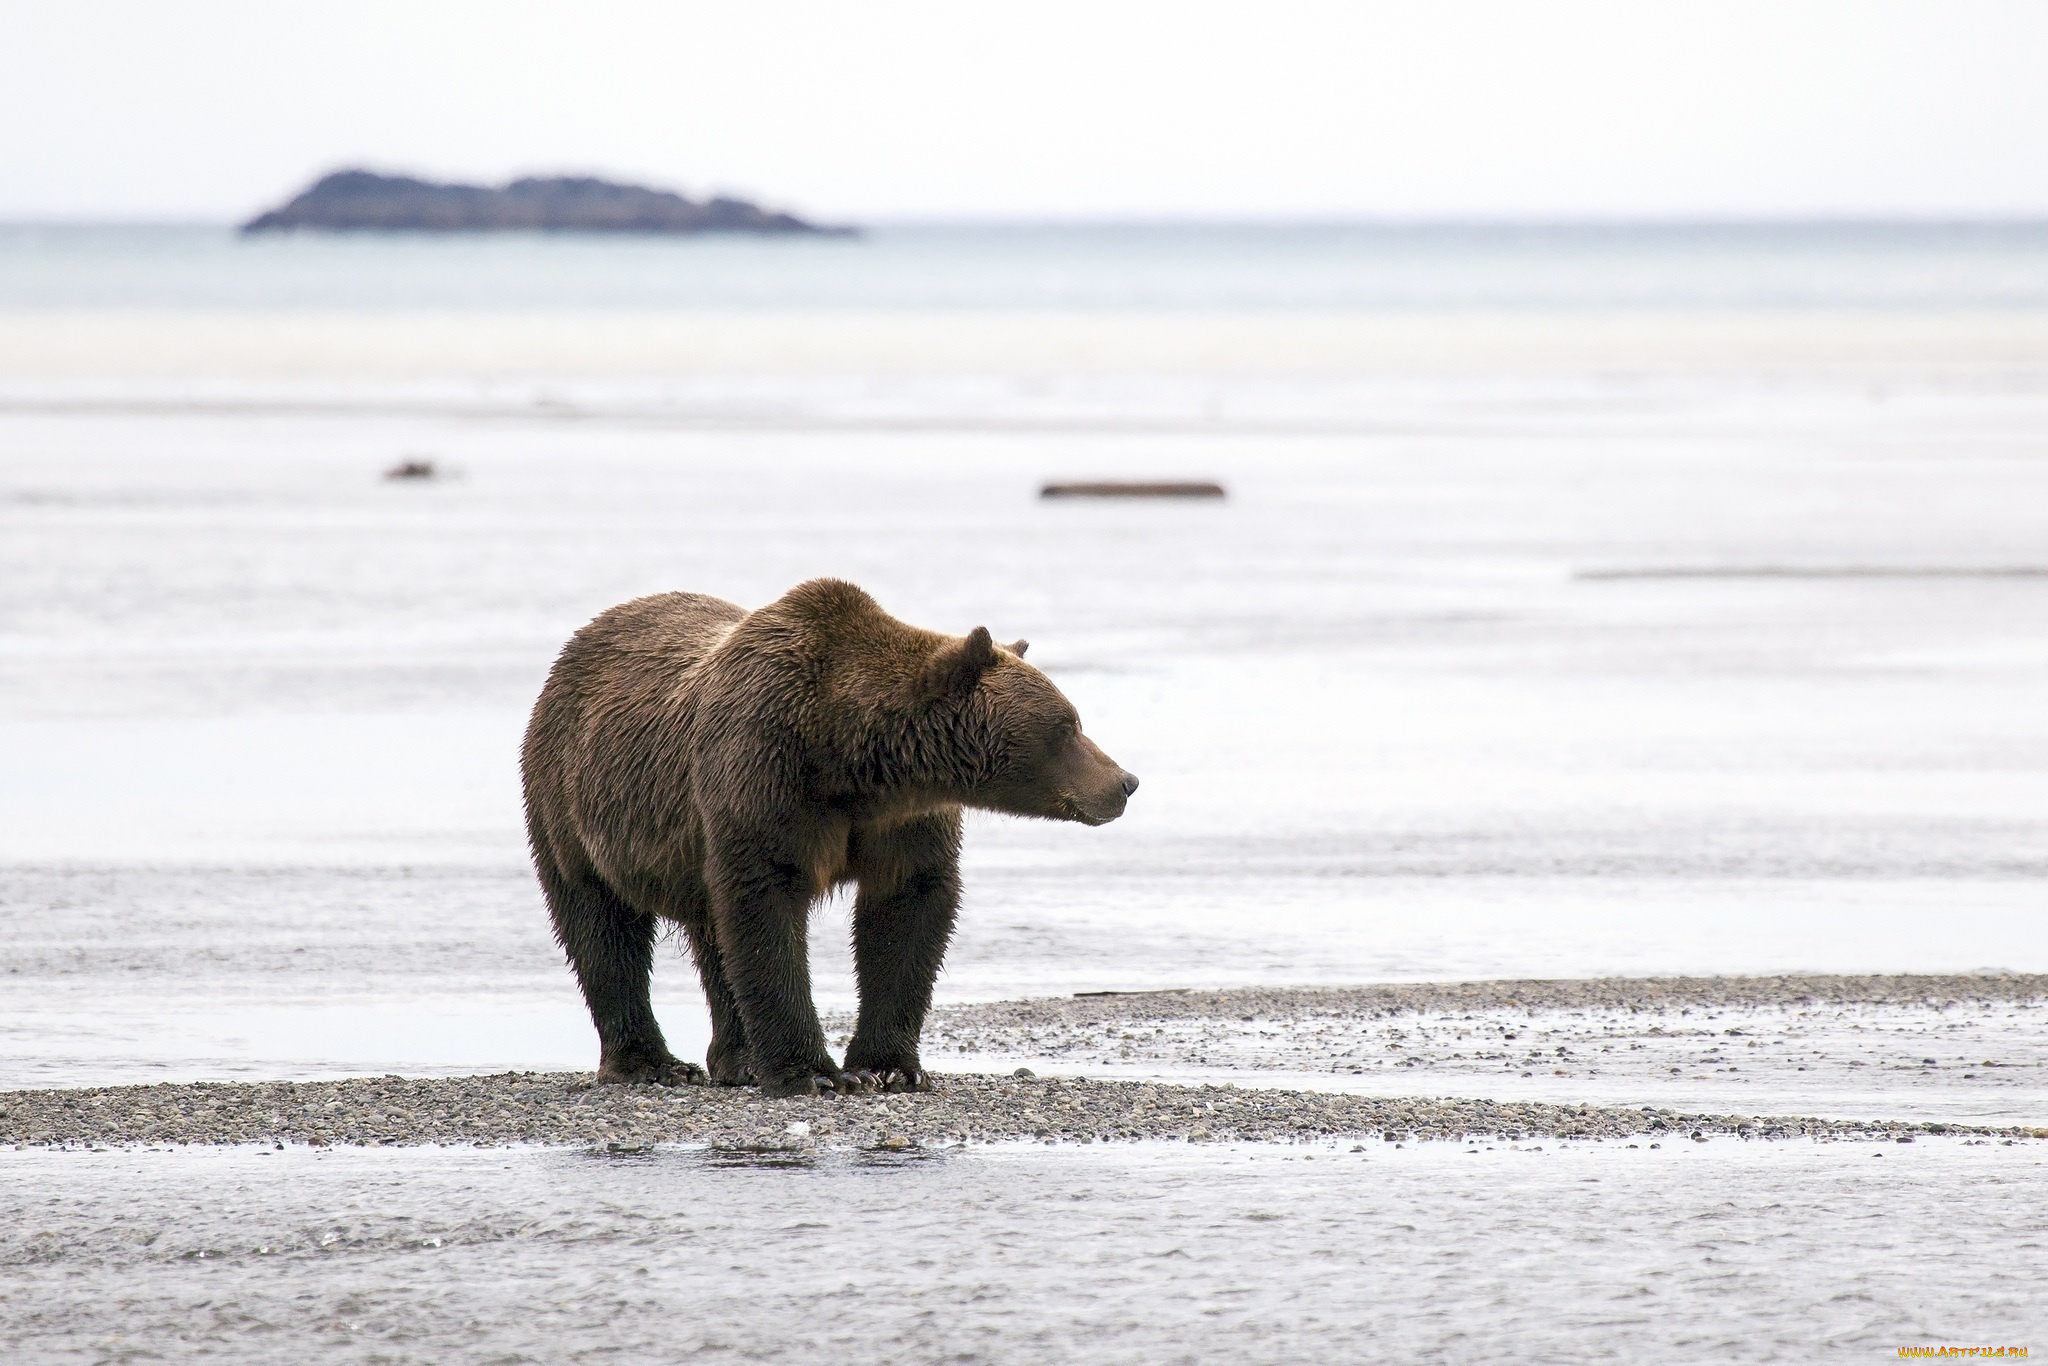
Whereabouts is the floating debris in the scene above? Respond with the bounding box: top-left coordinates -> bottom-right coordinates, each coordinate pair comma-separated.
1040,481 -> 1226,500
384,458 -> 438,481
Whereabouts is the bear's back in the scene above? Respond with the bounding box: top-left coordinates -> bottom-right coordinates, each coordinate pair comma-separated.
523,592 -> 750,870
538,591 -> 748,716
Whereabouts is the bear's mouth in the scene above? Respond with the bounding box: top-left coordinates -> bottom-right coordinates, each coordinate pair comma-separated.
1058,792 -> 1123,826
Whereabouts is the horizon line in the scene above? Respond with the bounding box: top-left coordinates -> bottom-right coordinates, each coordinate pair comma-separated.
6,213 -> 2048,232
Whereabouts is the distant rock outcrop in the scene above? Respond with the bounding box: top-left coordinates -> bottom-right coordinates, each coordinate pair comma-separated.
240,170 -> 853,236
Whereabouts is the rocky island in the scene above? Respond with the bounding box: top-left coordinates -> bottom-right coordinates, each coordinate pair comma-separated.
241,169 -> 853,235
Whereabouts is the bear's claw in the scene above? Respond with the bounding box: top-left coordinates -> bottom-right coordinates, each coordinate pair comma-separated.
597,1058 -> 708,1088
874,1068 -> 933,1093
842,1056 -> 933,1093
706,1052 -> 755,1087
760,1067 -> 875,1098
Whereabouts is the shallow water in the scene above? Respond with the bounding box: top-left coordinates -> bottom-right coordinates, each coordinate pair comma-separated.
2,368 -> 2047,1087
2,1140 -> 2042,1363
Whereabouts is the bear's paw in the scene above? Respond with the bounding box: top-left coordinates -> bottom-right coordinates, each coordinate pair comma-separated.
759,1066 -> 876,1098
597,1056 -> 709,1088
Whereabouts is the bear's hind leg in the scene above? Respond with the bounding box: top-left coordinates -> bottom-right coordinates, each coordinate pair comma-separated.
542,865 -> 705,1087
676,910 -> 753,1086
845,812 -> 962,1093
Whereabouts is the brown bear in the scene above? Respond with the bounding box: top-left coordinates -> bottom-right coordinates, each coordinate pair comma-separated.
521,579 -> 1138,1097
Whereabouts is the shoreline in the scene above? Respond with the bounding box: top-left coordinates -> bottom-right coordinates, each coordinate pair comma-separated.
7,974 -> 2047,1152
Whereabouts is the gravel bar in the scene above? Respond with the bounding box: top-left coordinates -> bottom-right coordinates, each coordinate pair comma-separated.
4,1071 -> 2043,1152
920,973 -> 2048,1034
12,977 -> 2047,1152
900,974 -> 2048,1111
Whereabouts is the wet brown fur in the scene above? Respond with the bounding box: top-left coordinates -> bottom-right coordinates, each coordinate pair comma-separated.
521,578 -> 1136,1096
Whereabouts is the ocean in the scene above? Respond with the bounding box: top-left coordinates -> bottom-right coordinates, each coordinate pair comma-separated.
2,222 -> 2045,1358
10,220 -> 2048,312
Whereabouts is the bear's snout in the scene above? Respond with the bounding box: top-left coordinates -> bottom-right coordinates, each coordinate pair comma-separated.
1039,732 -> 1138,826
1079,763 -> 1139,824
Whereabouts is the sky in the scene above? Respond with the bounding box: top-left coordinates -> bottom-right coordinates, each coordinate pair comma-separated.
5,1 -> 2047,222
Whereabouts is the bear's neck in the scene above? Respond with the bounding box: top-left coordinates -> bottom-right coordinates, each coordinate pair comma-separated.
831,692 -> 994,811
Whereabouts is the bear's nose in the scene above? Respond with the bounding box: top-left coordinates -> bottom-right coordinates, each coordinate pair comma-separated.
1119,771 -> 1140,797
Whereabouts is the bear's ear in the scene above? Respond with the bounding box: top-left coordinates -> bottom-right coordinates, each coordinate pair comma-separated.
922,626 -> 997,697
1006,638 -> 1029,658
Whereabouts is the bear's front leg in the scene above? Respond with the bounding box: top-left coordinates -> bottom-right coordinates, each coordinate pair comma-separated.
706,841 -> 872,1098
845,813 -> 962,1093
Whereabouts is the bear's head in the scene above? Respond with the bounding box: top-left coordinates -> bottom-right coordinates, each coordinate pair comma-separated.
918,627 -> 1138,826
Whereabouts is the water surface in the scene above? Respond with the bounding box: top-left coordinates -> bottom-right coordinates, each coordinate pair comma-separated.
3,1139 -> 2041,1363
7,221 -> 2048,312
